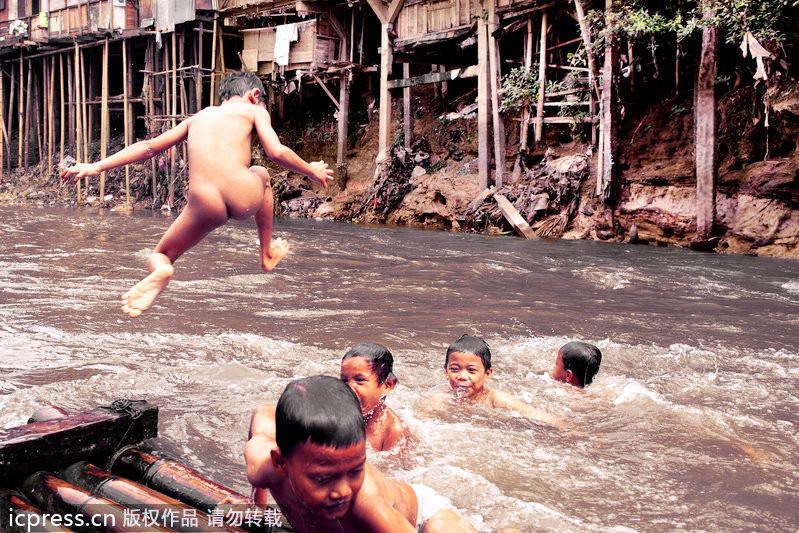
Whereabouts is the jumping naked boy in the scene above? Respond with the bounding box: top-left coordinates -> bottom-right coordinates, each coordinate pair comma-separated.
244,375 -> 477,533
60,71 -> 334,318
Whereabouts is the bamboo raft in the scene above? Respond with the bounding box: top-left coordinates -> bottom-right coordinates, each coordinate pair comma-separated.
0,401 -> 290,533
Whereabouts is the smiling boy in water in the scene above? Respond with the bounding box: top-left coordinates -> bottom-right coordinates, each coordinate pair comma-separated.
443,335 -> 563,427
244,375 -> 476,533
61,71 -> 334,317
340,342 -> 411,452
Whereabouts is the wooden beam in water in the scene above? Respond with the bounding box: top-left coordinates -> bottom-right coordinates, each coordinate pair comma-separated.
0,402 -> 158,482
494,193 -> 538,240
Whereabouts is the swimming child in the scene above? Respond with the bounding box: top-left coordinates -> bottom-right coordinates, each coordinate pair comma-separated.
443,334 -> 563,427
340,342 -> 411,452
60,71 -> 334,318
244,375 -> 476,533
552,341 -> 602,388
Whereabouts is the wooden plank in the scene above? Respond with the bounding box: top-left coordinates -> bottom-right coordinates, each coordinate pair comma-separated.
403,63 -> 412,149
0,402 -> 158,482
377,23 -> 392,158
366,0 -> 388,24
312,74 -> 340,110
123,39 -> 130,204
387,65 -> 478,89
495,194 -> 538,239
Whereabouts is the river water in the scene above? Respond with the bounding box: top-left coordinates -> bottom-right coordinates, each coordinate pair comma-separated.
1,205 -> 797,532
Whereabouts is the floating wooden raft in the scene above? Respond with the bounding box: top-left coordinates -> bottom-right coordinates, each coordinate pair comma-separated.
0,402 -> 291,533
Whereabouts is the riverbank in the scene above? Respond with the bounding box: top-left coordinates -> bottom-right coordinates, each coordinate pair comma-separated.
2,79 -> 797,259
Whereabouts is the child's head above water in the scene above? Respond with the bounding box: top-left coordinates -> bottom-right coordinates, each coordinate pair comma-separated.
275,375 -> 365,457
553,341 -> 602,388
218,71 -> 267,105
444,335 -> 493,401
341,343 -> 398,417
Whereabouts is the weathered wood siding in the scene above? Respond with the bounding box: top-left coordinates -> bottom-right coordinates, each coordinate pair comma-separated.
396,0 -> 483,39
241,18 -> 341,74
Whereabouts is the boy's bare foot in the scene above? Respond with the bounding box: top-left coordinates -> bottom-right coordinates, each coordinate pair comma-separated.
120,264 -> 174,318
261,237 -> 290,272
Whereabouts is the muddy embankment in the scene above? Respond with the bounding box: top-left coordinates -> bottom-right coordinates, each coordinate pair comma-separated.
3,80 -> 798,259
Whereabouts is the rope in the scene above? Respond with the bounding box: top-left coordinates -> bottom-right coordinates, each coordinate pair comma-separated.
104,399 -> 146,471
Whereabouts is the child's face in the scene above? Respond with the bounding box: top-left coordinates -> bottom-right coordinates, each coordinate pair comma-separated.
341,357 -> 392,416
276,440 -> 366,520
445,351 -> 493,400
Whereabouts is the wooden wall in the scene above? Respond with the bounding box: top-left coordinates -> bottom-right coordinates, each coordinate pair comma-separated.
241,18 -> 341,75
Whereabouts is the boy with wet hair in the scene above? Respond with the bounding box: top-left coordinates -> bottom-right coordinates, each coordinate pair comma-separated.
552,341 -> 602,388
245,375 -> 475,533
61,70 -> 334,318
341,342 -> 411,452
442,334 -> 562,427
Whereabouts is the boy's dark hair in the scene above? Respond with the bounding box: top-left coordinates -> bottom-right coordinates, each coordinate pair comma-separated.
561,341 -> 602,387
445,334 -> 491,371
275,375 -> 365,457
218,71 -> 267,104
342,342 -> 397,384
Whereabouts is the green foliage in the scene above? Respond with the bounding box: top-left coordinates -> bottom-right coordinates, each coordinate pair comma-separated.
500,67 -> 539,113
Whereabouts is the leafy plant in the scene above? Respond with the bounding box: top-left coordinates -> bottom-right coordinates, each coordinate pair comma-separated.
500,67 -> 540,113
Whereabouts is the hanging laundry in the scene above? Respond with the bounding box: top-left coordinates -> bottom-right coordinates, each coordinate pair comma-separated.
274,23 -> 298,67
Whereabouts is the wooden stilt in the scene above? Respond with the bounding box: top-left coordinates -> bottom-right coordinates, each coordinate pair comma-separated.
74,43 -> 83,201
123,39 -> 131,204
210,19 -> 218,105
48,56 -> 55,175
196,22 -> 204,112
377,22 -> 393,158
534,12 -> 548,143
100,37 -> 109,201
60,54 -> 65,163
18,53 -> 23,169
600,0 -> 619,203
170,31 -> 178,207
403,63 -> 412,149
488,2 -> 506,187
24,59 -> 32,171
145,39 -> 157,204
87,56 -> 94,159
67,53 -> 75,159
80,47 -> 89,189
336,69 -> 350,190
477,15 -> 490,189
695,1 -> 718,240
7,62 -> 16,172
179,31 -> 187,166
513,15 -> 534,181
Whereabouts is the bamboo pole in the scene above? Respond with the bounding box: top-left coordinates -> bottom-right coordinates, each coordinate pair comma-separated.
100,37 -> 109,201
210,19 -> 218,105
24,59 -> 32,170
123,39 -> 130,204
48,56 -> 55,175
80,47 -> 89,190
146,39 -> 157,204
18,53 -> 23,169
196,21 -> 203,111
403,63 -> 412,149
59,53 -> 65,162
67,53 -> 75,158
477,14 -> 490,189
488,2 -> 506,187
178,31 -> 187,166
73,43 -> 82,201
7,62 -> 15,172
534,11 -> 548,143
170,31 -> 177,207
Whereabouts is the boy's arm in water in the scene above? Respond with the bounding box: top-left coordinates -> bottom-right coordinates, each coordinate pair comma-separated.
490,390 -> 565,427
244,403 -> 280,490
253,106 -> 334,187
60,117 -> 192,183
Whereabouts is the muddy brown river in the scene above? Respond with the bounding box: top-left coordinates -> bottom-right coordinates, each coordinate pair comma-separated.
1,205 -> 797,532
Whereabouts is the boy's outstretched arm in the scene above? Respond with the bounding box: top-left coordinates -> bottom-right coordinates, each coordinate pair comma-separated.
491,390 -> 565,428
253,107 -> 334,187
61,118 -> 192,184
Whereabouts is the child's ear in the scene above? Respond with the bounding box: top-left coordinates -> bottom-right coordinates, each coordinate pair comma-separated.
384,377 -> 398,393
485,368 -> 494,378
564,369 -> 579,387
271,449 -> 288,477
247,88 -> 262,104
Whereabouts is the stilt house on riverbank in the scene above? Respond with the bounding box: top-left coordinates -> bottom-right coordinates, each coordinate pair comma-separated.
0,0 -> 608,205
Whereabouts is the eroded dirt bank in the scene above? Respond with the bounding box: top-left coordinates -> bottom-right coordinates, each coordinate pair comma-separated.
2,80 -> 797,259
